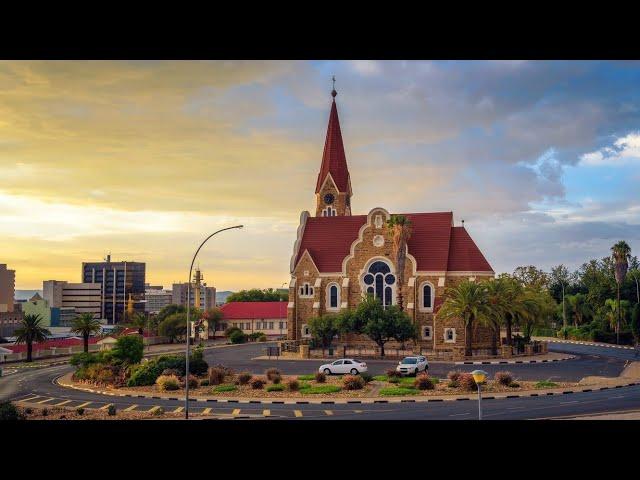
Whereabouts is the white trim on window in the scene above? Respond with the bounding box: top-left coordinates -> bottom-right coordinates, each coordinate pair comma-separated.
419,281 -> 435,312
326,282 -> 340,311
298,282 -> 314,298
422,325 -> 433,340
301,324 -> 311,338
444,328 -> 457,343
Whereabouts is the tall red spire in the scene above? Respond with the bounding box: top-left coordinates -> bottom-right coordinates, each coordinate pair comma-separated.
315,87 -> 351,194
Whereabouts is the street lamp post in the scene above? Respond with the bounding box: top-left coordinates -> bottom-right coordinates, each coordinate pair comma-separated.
184,225 -> 243,420
471,370 -> 488,420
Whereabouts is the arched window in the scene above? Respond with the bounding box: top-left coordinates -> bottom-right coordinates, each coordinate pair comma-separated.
299,283 -> 314,297
322,207 -> 337,217
326,283 -> 340,310
422,326 -> 432,340
420,282 -> 434,311
362,260 -> 395,307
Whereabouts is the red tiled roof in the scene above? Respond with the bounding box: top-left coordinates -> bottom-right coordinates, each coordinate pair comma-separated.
6,337 -> 99,353
315,99 -> 351,193
295,212 -> 493,273
220,302 -> 288,320
446,226 -> 493,272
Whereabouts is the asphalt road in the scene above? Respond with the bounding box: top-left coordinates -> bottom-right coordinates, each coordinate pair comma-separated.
1,341 -> 639,420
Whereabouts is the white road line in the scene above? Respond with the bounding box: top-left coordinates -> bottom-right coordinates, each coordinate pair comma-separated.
52,399 -> 73,407
36,397 -> 56,404
75,402 -> 92,409
449,412 -> 470,417
560,401 -> 578,405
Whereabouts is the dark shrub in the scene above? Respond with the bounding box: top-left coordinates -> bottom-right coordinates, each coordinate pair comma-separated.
447,370 -> 462,382
250,378 -> 266,389
236,372 -> 253,385
181,374 -> 198,389
287,379 -> 300,391
212,364 -> 235,376
42,408 -> 48,417
25,407 -> 33,415
208,367 -> 226,385
161,368 -> 181,377
509,382 -> 521,388
0,401 -> 25,421
199,379 -> 210,387
361,373 -> 373,383
315,372 -> 327,383
386,368 -> 401,378
447,380 -> 459,388
156,355 -> 187,375
265,368 -> 281,381
494,371 -> 514,386
127,361 -> 164,387
458,373 -> 477,391
224,326 -> 242,338
107,404 -> 116,416
414,373 -> 435,390
229,330 -> 247,344
343,374 -> 365,390
76,407 -> 85,416
271,373 -> 282,385
188,358 -> 209,376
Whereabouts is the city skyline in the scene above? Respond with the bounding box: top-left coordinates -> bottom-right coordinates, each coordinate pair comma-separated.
2,60 -> 639,289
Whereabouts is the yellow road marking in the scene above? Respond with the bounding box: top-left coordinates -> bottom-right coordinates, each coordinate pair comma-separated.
232,408 -> 241,416
99,403 -> 113,411
53,399 -> 73,407
294,410 -> 303,417
263,409 -> 271,417
75,402 -> 92,409
324,410 -> 333,416
20,395 -> 42,402
354,410 -> 363,413
36,397 -> 55,404
174,406 -> 185,413
124,404 -> 138,412
148,406 -> 162,413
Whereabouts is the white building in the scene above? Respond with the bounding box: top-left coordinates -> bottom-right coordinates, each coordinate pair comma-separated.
43,280 -> 102,320
145,288 -> 173,314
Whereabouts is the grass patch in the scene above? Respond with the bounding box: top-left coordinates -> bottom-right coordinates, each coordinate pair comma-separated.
431,377 -> 440,384
297,374 -> 316,381
534,380 -> 558,389
372,375 -> 388,382
301,385 -> 341,394
266,384 -> 285,392
379,387 -> 420,396
212,384 -> 237,393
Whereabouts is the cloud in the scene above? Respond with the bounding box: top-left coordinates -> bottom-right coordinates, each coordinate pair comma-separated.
580,132 -> 640,166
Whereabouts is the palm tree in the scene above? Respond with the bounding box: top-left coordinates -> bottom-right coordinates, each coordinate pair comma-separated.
437,280 -> 490,357
611,240 -> 632,344
566,293 -> 592,327
495,274 -> 522,346
484,278 -> 511,355
14,314 -> 52,362
70,313 -> 103,353
386,215 -> 413,311
603,298 -> 631,333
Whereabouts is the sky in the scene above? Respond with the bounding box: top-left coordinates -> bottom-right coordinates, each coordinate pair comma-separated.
1,60 -> 639,290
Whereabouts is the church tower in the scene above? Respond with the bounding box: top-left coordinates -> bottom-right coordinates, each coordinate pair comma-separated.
315,80 -> 352,217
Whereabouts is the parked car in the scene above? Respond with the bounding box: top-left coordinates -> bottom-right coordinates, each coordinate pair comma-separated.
396,356 -> 429,376
319,358 -> 368,375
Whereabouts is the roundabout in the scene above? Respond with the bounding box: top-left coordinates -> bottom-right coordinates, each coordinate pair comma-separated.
2,340 -> 640,420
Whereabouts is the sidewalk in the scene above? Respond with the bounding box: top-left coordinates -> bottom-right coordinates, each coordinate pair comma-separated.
533,337 -> 636,350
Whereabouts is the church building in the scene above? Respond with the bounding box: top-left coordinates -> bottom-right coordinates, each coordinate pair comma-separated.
287,87 -> 495,352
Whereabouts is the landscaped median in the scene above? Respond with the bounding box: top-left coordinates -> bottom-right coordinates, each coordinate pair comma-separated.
56,364 -> 640,404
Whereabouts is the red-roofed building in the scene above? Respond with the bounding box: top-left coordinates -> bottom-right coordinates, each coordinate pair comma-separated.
218,301 -> 288,338
287,86 -> 495,352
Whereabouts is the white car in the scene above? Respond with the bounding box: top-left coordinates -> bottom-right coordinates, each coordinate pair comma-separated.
319,358 -> 368,375
396,356 -> 429,376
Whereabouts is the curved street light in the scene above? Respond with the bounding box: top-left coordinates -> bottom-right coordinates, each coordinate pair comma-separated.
184,225 -> 243,419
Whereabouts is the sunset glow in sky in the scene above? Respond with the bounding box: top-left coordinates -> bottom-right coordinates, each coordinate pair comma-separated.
2,60 -> 639,290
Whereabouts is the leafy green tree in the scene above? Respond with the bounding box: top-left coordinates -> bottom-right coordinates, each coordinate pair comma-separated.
361,303 -> 402,358
611,240 -> 632,344
550,264 -> 574,328
631,303 -> 640,347
629,268 -> 640,305
513,265 -> 550,290
308,314 -> 339,354
70,313 -> 103,353
111,335 -> 144,364
202,307 -> 223,337
603,298 -> 631,333
226,288 -> 287,302
391,310 -> 418,349
158,313 -> 188,343
386,215 -> 413,311
437,280 -> 491,357
14,314 -> 51,362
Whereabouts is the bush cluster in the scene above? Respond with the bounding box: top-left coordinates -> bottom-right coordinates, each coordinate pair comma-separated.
342,374 -> 365,390
265,368 -> 281,380
0,401 -> 25,421
287,379 -> 300,391
458,373 -> 477,391
181,374 -> 199,389
229,330 -> 248,344
386,369 -> 401,378
250,378 -> 266,390
414,373 -> 435,390
314,372 -> 327,383
236,372 -> 253,385
156,374 -> 180,391
208,367 -> 227,386
447,370 -> 462,382
494,371 -> 514,386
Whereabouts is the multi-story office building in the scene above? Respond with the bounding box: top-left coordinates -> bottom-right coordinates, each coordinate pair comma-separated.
172,268 -> 216,311
0,264 -> 16,314
81,256 -> 146,324
144,285 -> 173,314
43,280 -> 102,322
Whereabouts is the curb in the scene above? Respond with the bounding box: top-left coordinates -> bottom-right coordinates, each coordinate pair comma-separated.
55,374 -> 640,406
542,339 -> 635,350
454,355 -> 575,365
